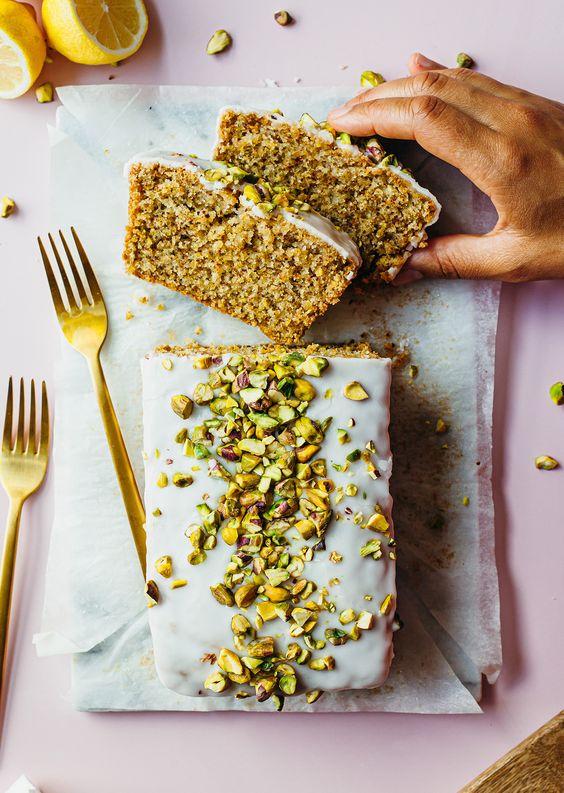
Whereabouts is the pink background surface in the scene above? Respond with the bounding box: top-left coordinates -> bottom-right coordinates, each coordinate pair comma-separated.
1,1 -> 563,791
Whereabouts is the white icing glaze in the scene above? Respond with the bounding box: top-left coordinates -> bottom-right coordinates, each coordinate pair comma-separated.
126,149 -> 361,266
142,351 -> 396,698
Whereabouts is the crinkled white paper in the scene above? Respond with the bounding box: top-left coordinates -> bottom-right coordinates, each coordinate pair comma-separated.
5,777 -> 40,793
35,85 -> 501,713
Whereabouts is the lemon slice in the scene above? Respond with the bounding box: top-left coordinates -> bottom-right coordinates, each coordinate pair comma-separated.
0,0 -> 46,99
42,0 -> 148,65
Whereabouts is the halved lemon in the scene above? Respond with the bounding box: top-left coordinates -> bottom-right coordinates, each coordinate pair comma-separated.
0,0 -> 46,99
42,0 -> 148,65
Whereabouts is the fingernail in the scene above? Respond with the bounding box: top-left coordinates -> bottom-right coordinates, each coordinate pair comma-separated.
415,53 -> 436,69
391,267 -> 424,287
328,105 -> 349,121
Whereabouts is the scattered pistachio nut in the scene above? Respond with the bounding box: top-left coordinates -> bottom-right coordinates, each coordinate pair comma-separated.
172,472 -> 193,487
360,70 -> 385,88
218,647 -> 243,675
272,693 -> 285,711
549,382 -> 564,406
210,583 -> 235,606
171,394 -> 193,419
206,29 -> 232,55
145,579 -> 159,608
356,610 -> 375,630
456,52 -> 474,68
154,555 -> 173,578
1,197 -> 15,218
274,9 -> 292,25
204,671 -> 228,692
343,381 -> 369,400
247,636 -> 275,658
535,455 -> 559,470
170,579 -> 188,589
279,674 -> 297,695
234,583 -> 258,608
305,689 -> 323,704
156,472 -> 168,488
35,82 -> 54,103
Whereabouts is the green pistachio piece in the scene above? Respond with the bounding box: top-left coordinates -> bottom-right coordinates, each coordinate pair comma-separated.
356,610 -> 375,629
247,636 -> 275,658
210,583 -> 235,606
156,472 -> 168,488
145,579 -> 159,607
170,394 -> 193,419
274,9 -> 292,25
456,52 -> 474,68
305,689 -> 323,704
337,132 -> 352,145
325,628 -> 348,646
535,455 -> 559,470
338,608 -> 356,625
549,382 -> 564,405
234,583 -> 258,608
343,381 -> 369,400
188,549 -> 207,565
204,671 -> 229,692
337,428 -> 350,445
360,70 -> 385,87
298,357 -> 328,377
206,29 -> 232,55
172,472 -> 193,487
154,555 -> 173,578
360,538 -> 383,559
279,674 -> 297,695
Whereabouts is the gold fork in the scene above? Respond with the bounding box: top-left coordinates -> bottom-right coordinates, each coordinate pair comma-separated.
0,378 -> 49,722
38,228 -> 146,577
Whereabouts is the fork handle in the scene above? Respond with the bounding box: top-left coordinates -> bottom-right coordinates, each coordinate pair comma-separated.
0,497 -> 23,718
87,353 -> 147,578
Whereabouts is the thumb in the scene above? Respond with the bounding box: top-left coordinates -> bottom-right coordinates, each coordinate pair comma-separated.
406,233 -> 508,280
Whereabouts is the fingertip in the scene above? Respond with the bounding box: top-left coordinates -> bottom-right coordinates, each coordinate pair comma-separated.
409,52 -> 446,72
390,266 -> 425,286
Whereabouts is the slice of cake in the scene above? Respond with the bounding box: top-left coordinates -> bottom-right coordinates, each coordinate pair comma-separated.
214,107 -> 441,281
123,154 -> 361,343
142,342 -> 396,707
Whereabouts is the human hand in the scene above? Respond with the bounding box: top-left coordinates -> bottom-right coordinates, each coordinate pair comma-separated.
328,53 -> 564,282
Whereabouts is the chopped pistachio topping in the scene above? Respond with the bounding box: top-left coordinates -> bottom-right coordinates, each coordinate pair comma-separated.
379,594 -> 394,616
535,455 -> 559,470
360,70 -> 385,87
339,608 -> 356,625
156,472 -> 168,488
171,394 -> 193,419
409,364 -> 419,381
161,359 -> 173,370
172,472 -> 193,487
356,610 -> 375,630
343,381 -> 369,401
206,29 -> 232,55
549,382 -> 564,405
152,507 -> 162,517
305,689 -> 323,704
210,583 -> 235,606
360,538 -> 383,560
462,495 -> 470,506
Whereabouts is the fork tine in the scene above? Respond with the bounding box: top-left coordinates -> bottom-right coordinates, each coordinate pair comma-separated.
70,228 -> 104,304
2,378 -> 13,454
59,230 -> 89,305
39,381 -> 50,457
15,379 -> 25,454
38,237 -> 67,316
27,379 -> 36,455
48,233 -> 79,310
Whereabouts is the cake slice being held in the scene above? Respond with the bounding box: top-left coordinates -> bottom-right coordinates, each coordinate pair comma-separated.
123,154 -> 361,343
214,107 -> 441,281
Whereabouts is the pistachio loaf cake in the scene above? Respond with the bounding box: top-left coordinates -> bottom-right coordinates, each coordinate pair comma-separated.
123,154 -> 361,342
142,343 -> 396,708
214,107 -> 441,281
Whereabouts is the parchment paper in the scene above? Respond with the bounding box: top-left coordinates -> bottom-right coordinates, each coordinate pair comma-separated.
34,85 -> 501,713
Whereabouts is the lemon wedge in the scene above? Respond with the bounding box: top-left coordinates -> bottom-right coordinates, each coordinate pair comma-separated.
0,0 -> 46,99
42,0 -> 148,65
